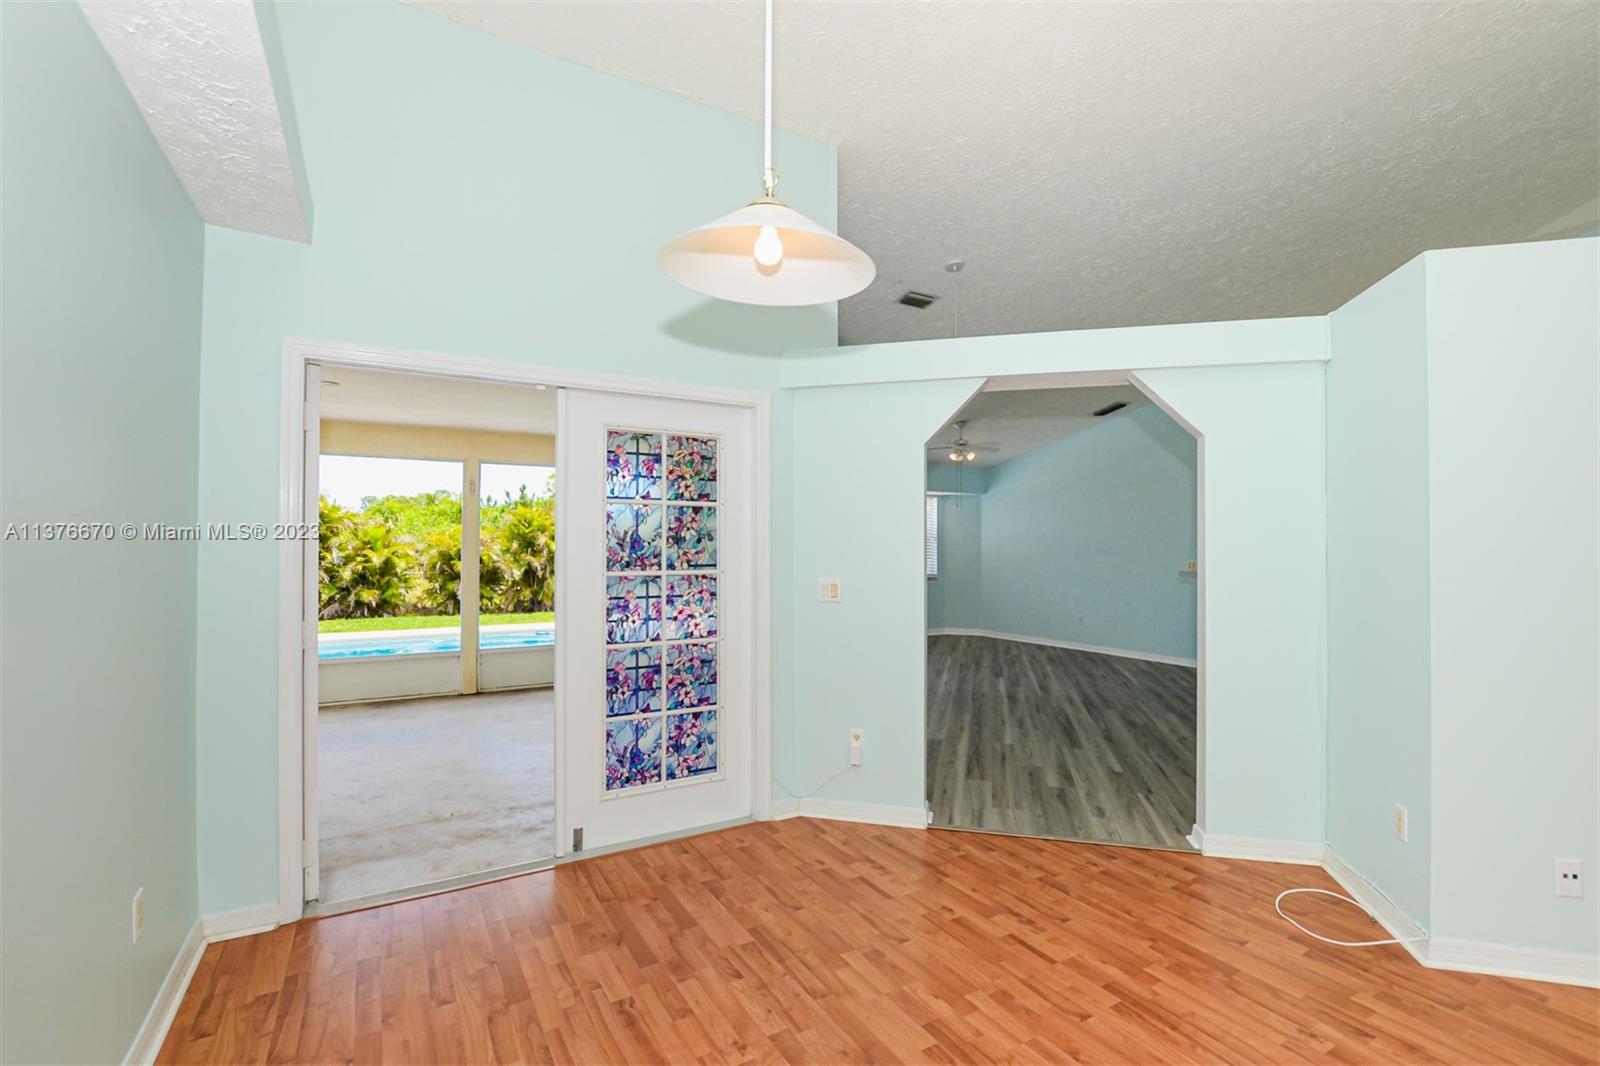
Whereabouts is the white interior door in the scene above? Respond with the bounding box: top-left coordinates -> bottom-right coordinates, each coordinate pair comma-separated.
558,389 -> 754,852
301,362 -> 322,902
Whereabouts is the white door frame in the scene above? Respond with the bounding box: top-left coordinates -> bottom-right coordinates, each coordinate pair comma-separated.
276,337 -> 774,924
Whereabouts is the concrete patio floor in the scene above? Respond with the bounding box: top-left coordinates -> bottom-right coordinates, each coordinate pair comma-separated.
317,689 -> 554,904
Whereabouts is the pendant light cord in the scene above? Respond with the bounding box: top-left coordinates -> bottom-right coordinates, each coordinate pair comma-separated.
762,0 -> 777,197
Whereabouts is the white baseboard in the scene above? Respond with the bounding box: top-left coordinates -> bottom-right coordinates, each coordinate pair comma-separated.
1319,848 -> 1597,988
1321,848 -> 1429,965
199,903 -> 279,943
770,797 -> 926,829
123,920 -> 205,1066
927,628 -> 1197,668
1424,938 -> 1599,988
124,904 -> 281,1063
1197,830 -> 1326,865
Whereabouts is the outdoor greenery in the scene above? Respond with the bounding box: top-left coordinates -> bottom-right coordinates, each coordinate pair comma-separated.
317,482 -> 555,621
317,611 -> 553,634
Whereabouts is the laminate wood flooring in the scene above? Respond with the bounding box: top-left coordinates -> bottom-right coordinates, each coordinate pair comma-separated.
927,635 -> 1196,849
157,818 -> 1600,1064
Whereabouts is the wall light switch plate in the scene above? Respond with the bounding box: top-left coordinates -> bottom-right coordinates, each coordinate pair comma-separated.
1556,859 -> 1583,898
818,578 -> 841,602
1393,804 -> 1408,843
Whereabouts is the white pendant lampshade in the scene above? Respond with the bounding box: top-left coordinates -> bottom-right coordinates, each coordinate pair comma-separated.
658,198 -> 875,306
658,0 -> 875,306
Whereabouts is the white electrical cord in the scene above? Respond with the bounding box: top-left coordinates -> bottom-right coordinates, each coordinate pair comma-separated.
1274,887 -> 1429,948
772,765 -> 854,800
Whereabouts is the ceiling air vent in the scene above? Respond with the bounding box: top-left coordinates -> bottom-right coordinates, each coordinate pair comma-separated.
897,290 -> 939,309
1093,401 -> 1129,417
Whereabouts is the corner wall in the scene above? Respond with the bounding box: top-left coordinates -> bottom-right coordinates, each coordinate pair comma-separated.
1325,255 -> 1434,925
1325,237 -> 1598,967
0,4 -> 203,1060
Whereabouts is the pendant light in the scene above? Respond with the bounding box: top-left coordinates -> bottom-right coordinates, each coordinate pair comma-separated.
658,0 -> 875,306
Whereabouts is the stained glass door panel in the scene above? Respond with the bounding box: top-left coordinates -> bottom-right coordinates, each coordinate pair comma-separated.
601,428 -> 721,794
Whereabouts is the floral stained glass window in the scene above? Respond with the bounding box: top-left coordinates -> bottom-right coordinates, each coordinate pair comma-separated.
606,430 -> 661,500
606,503 -> 662,572
606,717 -> 663,789
605,575 -> 661,645
667,711 -> 718,781
665,505 -> 717,570
606,646 -> 661,717
666,642 -> 718,709
604,427 -> 723,793
666,435 -> 717,502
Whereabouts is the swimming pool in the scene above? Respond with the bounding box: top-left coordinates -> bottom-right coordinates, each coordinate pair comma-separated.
318,627 -> 555,660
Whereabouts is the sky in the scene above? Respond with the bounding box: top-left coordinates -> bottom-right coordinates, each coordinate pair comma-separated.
320,455 -> 554,509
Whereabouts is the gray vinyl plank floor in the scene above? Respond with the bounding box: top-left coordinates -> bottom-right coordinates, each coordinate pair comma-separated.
926,635 -> 1197,851
317,689 -> 555,904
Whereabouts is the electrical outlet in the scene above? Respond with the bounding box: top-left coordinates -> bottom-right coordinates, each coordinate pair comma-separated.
1556,859 -> 1583,899
1076,614 -> 1085,626
1393,804 -> 1408,843
849,729 -> 864,767
131,887 -> 144,944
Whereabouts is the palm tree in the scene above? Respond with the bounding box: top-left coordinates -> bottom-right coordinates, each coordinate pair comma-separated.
497,502 -> 556,611
415,529 -> 462,615
321,521 -> 415,618
317,497 -> 357,618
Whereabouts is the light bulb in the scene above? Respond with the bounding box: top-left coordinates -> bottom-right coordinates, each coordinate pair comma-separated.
753,225 -> 784,267
949,450 -> 962,462
965,450 -> 976,462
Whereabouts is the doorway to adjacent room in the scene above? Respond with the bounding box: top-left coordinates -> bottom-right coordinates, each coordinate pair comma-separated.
924,379 -> 1200,851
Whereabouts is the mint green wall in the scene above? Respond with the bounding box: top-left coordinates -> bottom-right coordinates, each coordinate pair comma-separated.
774,380 -> 983,806
1325,256 -> 1433,925
0,4 -> 203,1061
1323,239 -> 1598,957
195,0 -> 838,913
1134,364 -> 1326,841
932,405 -> 1197,659
774,318 -> 1328,842
1423,239 -> 1597,954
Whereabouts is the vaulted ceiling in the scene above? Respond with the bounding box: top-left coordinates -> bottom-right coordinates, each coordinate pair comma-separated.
410,0 -> 1600,345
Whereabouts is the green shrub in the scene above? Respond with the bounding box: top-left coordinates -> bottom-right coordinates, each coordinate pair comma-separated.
317,486 -> 555,619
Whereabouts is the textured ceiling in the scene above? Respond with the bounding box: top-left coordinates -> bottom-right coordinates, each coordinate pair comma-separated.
321,366 -> 556,435
79,0 -> 309,241
409,0 -> 1600,345
928,385 -> 1147,470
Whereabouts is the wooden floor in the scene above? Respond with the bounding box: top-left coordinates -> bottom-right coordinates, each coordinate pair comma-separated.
159,819 -> 1599,1064
927,635 -> 1197,849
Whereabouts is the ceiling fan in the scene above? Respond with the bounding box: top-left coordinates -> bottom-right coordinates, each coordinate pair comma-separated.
927,421 -> 1000,463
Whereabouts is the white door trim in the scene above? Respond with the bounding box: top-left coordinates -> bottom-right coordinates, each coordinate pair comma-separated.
277,338 -> 774,924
